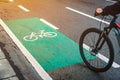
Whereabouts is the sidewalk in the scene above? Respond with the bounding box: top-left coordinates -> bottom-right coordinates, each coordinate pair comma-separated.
0,48 -> 19,80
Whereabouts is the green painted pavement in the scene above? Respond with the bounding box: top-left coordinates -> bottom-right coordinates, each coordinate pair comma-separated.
5,17 -> 91,71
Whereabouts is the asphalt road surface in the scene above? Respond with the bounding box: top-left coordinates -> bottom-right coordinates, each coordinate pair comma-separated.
0,0 -> 120,80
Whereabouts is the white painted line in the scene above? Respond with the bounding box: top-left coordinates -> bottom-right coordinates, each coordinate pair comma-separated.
9,0 -> 14,2
0,18 -> 53,80
65,7 -> 110,25
97,53 -> 120,68
18,5 -> 30,12
83,44 -> 120,68
40,18 -> 59,30
106,0 -> 116,3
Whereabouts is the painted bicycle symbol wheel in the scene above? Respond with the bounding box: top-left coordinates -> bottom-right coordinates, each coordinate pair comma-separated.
43,32 -> 57,37
23,35 -> 38,41
23,31 -> 57,41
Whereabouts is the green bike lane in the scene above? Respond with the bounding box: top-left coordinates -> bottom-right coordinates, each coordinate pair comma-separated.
4,17 -> 83,71
1,17 -> 92,79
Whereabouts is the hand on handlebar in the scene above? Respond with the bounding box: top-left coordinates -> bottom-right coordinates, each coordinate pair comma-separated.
94,8 -> 103,16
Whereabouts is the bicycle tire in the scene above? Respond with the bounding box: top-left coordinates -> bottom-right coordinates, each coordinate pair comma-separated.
79,28 -> 114,72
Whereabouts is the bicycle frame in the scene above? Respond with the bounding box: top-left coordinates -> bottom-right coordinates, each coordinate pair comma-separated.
93,16 -> 117,53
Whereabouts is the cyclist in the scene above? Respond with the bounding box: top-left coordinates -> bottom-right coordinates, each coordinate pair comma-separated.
95,0 -> 120,46
79,0 -> 120,72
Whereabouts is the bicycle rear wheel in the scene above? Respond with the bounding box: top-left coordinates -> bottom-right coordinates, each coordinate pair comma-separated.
79,28 -> 114,72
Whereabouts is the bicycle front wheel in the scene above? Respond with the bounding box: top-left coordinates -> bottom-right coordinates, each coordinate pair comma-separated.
79,28 -> 114,72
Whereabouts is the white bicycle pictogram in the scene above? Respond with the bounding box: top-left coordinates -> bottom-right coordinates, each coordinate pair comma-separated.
23,30 -> 57,41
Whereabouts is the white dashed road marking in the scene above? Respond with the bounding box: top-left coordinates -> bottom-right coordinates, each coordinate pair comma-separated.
18,5 -> 30,12
40,18 -> 59,30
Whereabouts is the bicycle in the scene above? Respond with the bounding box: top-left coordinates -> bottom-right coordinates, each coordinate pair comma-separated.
79,12 -> 120,72
23,30 -> 57,41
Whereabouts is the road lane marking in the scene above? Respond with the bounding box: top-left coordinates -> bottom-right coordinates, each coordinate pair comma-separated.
106,0 -> 116,3
97,53 -> 120,68
18,5 -> 30,12
0,18 -> 53,80
9,0 -> 14,2
40,18 -> 59,30
83,44 -> 120,68
65,7 -> 110,24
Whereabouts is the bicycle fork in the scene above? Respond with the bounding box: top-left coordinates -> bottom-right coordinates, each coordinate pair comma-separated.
92,27 -> 112,54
